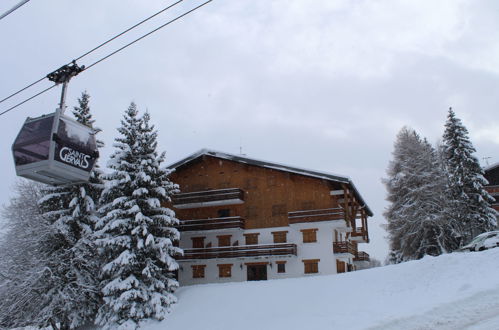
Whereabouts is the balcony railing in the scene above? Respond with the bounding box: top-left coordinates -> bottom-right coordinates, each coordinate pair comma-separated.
179,243 -> 297,260
354,251 -> 370,262
351,227 -> 369,242
288,208 -> 345,224
333,241 -> 357,255
178,216 -> 245,232
172,188 -> 244,209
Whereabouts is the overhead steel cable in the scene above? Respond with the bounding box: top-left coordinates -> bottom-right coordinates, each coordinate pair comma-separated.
0,0 -> 184,106
0,84 -> 57,117
84,0 -> 212,71
0,0 -> 213,117
74,0 -> 183,61
0,76 -> 46,105
0,0 -> 31,21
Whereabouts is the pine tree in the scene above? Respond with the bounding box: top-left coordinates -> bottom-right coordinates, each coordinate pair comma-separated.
0,180 -> 51,328
96,103 -> 181,329
442,108 -> 497,244
34,91 -> 103,329
383,127 -> 457,261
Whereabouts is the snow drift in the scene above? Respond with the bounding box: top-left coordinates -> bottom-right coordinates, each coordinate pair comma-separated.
145,248 -> 499,330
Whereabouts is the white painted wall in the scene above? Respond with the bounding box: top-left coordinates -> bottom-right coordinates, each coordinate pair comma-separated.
178,220 -> 357,286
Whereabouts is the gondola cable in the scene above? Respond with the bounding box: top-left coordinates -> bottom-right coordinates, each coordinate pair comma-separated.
0,0 -> 185,107
11,0 -> 213,185
0,0 -> 212,117
0,85 -> 57,117
84,0 -> 212,71
0,0 -> 31,22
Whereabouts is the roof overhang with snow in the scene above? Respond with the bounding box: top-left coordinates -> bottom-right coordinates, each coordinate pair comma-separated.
168,149 -> 373,217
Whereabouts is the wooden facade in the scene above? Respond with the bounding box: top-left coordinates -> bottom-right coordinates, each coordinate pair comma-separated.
484,164 -> 499,213
167,149 -> 372,285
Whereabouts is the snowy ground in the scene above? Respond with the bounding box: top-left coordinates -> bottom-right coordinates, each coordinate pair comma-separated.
145,248 -> 499,330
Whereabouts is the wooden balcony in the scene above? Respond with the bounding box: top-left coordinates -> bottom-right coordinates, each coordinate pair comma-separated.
172,188 -> 244,209
354,251 -> 370,262
333,241 -> 357,256
178,216 -> 245,232
351,227 -> 369,243
179,243 -> 297,260
288,208 -> 346,224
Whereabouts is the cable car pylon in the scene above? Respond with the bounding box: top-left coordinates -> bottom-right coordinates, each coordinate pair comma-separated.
12,61 -> 99,186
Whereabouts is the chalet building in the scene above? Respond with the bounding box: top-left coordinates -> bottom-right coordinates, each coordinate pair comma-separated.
167,149 -> 373,285
484,163 -> 499,213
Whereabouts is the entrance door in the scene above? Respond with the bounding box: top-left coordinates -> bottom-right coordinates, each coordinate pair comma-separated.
247,265 -> 268,281
336,259 -> 346,273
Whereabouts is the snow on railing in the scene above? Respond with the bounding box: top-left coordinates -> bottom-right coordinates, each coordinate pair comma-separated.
172,188 -> 244,208
180,243 -> 297,260
178,216 -> 245,231
333,241 -> 356,255
354,251 -> 370,262
288,208 -> 345,224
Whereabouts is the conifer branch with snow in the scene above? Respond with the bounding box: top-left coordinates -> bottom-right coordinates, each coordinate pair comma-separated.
442,108 -> 497,244
96,103 -> 181,329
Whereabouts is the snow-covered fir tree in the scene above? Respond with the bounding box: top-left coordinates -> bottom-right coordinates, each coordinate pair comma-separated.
0,180 -> 51,328
34,92 -> 104,329
383,127 -> 458,261
442,108 -> 497,244
96,103 -> 181,329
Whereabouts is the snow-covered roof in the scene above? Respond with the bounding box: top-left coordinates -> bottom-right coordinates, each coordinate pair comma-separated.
168,149 -> 373,217
484,162 -> 499,172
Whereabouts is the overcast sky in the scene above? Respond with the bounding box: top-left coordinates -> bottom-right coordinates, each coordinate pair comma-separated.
1,0 -> 499,261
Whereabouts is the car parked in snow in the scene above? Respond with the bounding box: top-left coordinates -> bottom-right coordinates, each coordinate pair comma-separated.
460,231 -> 499,252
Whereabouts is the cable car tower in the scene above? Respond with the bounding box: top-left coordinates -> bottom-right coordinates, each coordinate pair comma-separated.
12,61 -> 99,186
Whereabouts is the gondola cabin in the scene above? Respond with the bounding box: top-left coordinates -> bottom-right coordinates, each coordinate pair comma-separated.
12,110 -> 98,186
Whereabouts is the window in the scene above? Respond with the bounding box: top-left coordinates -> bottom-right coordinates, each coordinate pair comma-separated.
272,204 -> 287,216
301,229 -> 318,243
218,264 -> 232,278
191,237 -> 205,248
192,265 -> 206,278
244,233 -> 259,245
217,235 -> 231,247
303,259 -> 319,274
276,261 -> 286,273
218,209 -> 231,217
272,231 -> 288,243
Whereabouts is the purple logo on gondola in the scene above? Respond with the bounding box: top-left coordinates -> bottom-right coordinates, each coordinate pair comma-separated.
59,147 -> 91,169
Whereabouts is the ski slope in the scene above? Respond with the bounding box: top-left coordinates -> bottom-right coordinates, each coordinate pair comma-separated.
145,248 -> 499,330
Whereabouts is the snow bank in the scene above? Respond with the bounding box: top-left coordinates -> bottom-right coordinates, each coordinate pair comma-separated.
145,249 -> 499,330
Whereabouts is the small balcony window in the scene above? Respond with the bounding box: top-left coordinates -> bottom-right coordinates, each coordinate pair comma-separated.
303,259 -> 319,274
301,228 -> 318,243
192,265 -> 206,278
218,209 -> 231,217
191,237 -> 205,248
272,231 -> 288,243
276,261 -> 286,273
218,264 -> 232,278
217,235 -> 231,247
244,233 -> 259,245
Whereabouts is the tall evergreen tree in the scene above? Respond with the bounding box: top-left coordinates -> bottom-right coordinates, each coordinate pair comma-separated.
0,180 -> 51,328
383,127 -> 457,262
442,108 -> 497,244
34,92 -> 104,329
96,103 -> 181,329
